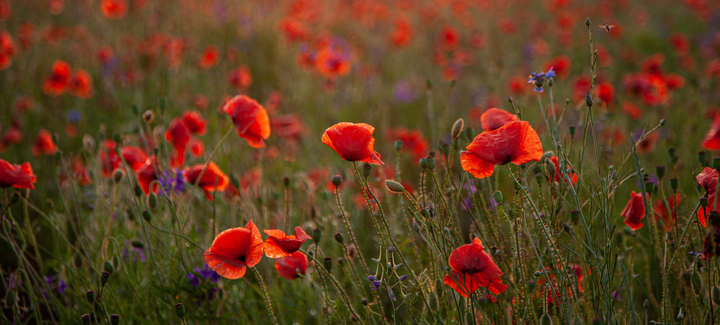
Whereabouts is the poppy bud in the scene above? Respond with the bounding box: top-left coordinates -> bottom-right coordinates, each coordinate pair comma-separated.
175,303 -> 185,319
644,181 -> 655,194
419,158 -> 427,169
426,156 -> 435,170
691,271 -> 703,292
669,178 -> 678,192
361,298 -> 369,306
713,286 -> 720,305
362,163 -> 372,178
541,314 -> 552,325
5,290 -> 15,306
110,314 -> 120,325
394,140 -> 403,152
699,151 -> 708,166
493,190 -> 503,205
334,232 -> 344,244
125,208 -> 136,221
337,258 -> 345,266
533,271 -> 542,277
323,257 -> 332,272
463,127 -> 474,142
700,197 -> 709,208
669,147 -> 678,164
535,173 -> 543,185
428,292 -> 438,311
451,119 -> 464,140
86,290 -> 95,303
142,210 -> 152,223
526,280 -> 536,291
157,97 -> 168,114
331,175 -> 343,187
434,278 -> 443,296
385,180 -> 405,193
585,18 -> 591,27
439,142 -> 451,157
465,312 -> 474,325
569,210 -> 580,224
142,110 -> 155,124
659,119 -> 666,126
104,261 -> 114,274
101,271 -> 110,285
112,169 -> 124,184
656,165 -> 666,180
148,192 -> 158,209
714,157 -> 720,171
82,314 -> 91,325
585,93 -> 593,108
283,177 -> 290,187
312,228 -> 322,244
133,184 -> 142,197
546,159 -> 556,179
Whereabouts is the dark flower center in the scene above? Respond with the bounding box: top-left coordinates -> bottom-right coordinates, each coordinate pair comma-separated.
238,255 -> 246,262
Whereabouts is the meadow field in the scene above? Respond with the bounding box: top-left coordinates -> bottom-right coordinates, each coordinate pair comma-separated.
2,0 -> 720,324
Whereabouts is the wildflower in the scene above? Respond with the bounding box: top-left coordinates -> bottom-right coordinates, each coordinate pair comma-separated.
32,129 -> 57,156
271,114 -> 304,141
187,272 -> 200,289
702,114 -> 720,151
550,156 -> 578,185
204,220 -> 263,279
196,264 -> 220,283
198,45 -> 219,69
222,95 -> 271,149
443,238 -> 508,300
322,122 -> 384,165
438,26 -> 459,51
479,108 -> 519,132
183,161 -> 229,200
263,227 -> 312,258
0,126 -> 22,152
543,55 -> 571,79
621,191 -> 646,230
188,138 -> 205,157
43,60 -> 71,96
461,121 -> 542,179
135,157 -> 159,195
386,127 -> 428,160
653,194 -> 681,231
57,280 -> 67,294
100,0 -> 127,19
275,251 -> 308,280
227,65 -> 253,90
697,167 -> 718,227
527,67 -> 556,92
315,44 -> 351,79
165,118 -> 191,167
0,31 -> 15,70
182,111 -> 207,136
0,159 -> 36,189
157,169 -> 185,197
69,69 -> 93,99
120,146 -> 149,171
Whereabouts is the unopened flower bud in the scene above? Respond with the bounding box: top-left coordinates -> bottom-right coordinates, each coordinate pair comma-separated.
701,197 -> 709,208
157,97 -> 168,113
312,228 -> 322,244
569,126 -> 576,138
493,191 -> 503,205
385,180 -> 405,193
334,232 -> 344,244
101,271 -> 110,285
362,163 -> 372,178
541,314 -> 553,325
361,298 -> 369,306
283,177 -> 290,187
86,290 -> 95,303
331,175 -> 343,187
112,169 -> 124,184
585,18 -> 591,27
175,303 -> 185,319
451,118 -> 464,140
428,292 -> 438,311
394,140 -> 403,152
463,127 -> 474,142
143,110 -> 155,124
419,158 -> 427,169
585,93 -> 593,108
142,210 -> 152,223
323,257 -> 332,272
148,192 -> 158,209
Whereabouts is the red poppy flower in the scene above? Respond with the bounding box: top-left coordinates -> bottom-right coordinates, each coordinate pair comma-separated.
550,156 -> 578,185
697,167 -> 718,227
100,0 -> 127,19
71,157 -> 92,186
322,122 -> 384,165
263,227 -> 312,258
543,55 -> 571,79
227,65 -> 253,90
222,95 -> 271,149
480,108 -> 519,131
189,138 -> 204,157
596,82 -> 615,107
32,129 -> 57,157
99,140 -> 120,178
461,121 -> 542,179
0,31 -> 15,71
669,32 -> 690,56
442,238 -> 508,299
43,60 -> 71,96
0,159 -> 36,189
183,161 -> 229,200
69,69 -> 93,99
621,191 -> 646,231
120,146 -> 149,171
271,114 -> 304,141
165,117 -> 191,152
702,115 -> 720,151
569,264 -> 586,292
204,220 -> 263,279
135,157 -> 158,195
199,45 -> 219,69
438,26 -> 459,51
182,111 -> 207,135
275,251 -> 308,280
654,194 -> 681,231
315,48 -> 351,79
0,126 -> 22,152
386,127 -> 428,160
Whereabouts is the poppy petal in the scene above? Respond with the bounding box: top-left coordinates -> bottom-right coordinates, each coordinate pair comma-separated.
460,151 -> 495,179
244,220 -> 264,267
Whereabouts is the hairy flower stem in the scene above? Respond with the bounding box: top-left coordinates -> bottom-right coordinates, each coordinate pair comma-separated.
353,162 -> 387,247
300,248 -> 362,321
251,267 -> 279,325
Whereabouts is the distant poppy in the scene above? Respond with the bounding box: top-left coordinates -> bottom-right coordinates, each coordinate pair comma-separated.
100,0 -> 127,19
389,17 -> 413,48
135,158 -> 159,195
275,251 -> 308,280
182,111 -> 207,135
0,31 -> 15,71
480,108 -> 519,131
69,69 -> 93,99
32,129 -> 57,157
322,122 -> 384,165
461,121 -> 542,179
96,45 -> 114,65
43,60 -> 71,96
165,117 -> 191,152
227,65 -> 253,90
438,26 -> 459,51
263,227 -> 312,258
569,264 -> 586,292
702,114 -> 720,150
271,114 -> 304,141
222,95 -> 271,148
205,220 -> 263,279
120,146 -> 149,171
99,140 -> 121,178
550,156 -> 578,185
654,194 -> 681,231
71,157 -> 92,186
621,191 -> 646,230
183,161 -> 229,200
0,126 -> 22,152
189,138 -> 204,157
199,45 -> 219,69
386,127 -> 428,160
315,46 -> 351,79
543,55 -> 571,79
0,159 -> 36,189
697,167 -> 718,227
621,101 -> 642,120
442,238 -> 508,300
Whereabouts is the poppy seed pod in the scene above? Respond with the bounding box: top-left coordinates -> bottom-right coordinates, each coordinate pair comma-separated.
644,181 -> 655,194
331,175 -> 343,187
82,314 -> 91,325
283,177 -> 290,187
147,192 -> 158,209
585,18 -> 591,27
323,257 -> 332,271
541,314 -> 553,325
110,314 -> 120,325
394,140 -> 403,152
312,228 -> 322,244
142,110 -> 155,124
175,303 -> 185,319
419,157 -> 427,169
569,126 -> 576,138
112,169 -> 124,184
451,118 -> 464,140
670,178 -> 679,191
362,163 -> 372,178
439,142 -> 451,157
426,156 -> 435,170
100,271 -> 110,285
493,190 -> 503,205
142,210 -> 152,222
656,165 -> 666,180
385,180 -> 405,193
334,232 -> 344,244
86,290 -> 95,303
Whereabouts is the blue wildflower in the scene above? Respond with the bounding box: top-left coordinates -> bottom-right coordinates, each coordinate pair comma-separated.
527,67 -> 556,92
57,280 -> 67,294
187,273 -> 200,289
66,109 -> 82,123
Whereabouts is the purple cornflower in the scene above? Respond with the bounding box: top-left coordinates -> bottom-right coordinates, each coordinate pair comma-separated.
158,169 -> 185,197
527,67 -> 556,92
57,280 -> 67,294
208,287 -> 219,302
371,281 -> 382,290
196,264 -> 220,283
66,109 -> 82,123
393,81 -> 419,103
187,273 -> 200,289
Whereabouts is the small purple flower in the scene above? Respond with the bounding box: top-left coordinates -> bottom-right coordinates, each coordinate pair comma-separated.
367,275 -> 376,281
371,281 -> 382,290
57,280 -> 67,294
393,81 -> 419,104
45,276 -> 53,287
158,169 -> 185,197
527,67 -> 556,92
399,275 -> 408,281
197,264 -> 220,283
208,287 -> 219,302
187,273 -> 200,289
388,287 -> 396,301
66,109 -> 82,123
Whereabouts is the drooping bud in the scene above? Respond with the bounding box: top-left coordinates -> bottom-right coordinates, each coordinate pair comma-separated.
713,286 -> 720,305
112,169 -> 124,184
104,261 -> 114,274
463,128 -> 475,142
385,180 -> 405,193
148,192 -> 158,209
142,210 -> 152,223
101,271 -> 110,285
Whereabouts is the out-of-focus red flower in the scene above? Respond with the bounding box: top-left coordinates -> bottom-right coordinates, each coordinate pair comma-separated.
550,156 -> 577,186
96,45 -> 114,65
389,16 -> 413,48
697,167 -> 718,227
199,45 -> 219,69
0,126 -> 21,152
100,0 -> 127,19
543,55 -> 571,79
386,127 -> 428,160
0,0 -> 10,21
183,161 -> 229,200
194,94 -> 209,111
120,146 -> 149,171
654,194 -> 681,231
189,138 -> 204,157
507,76 -> 526,96
0,159 -> 36,189
0,31 -> 15,70
621,101 -> 642,120
32,129 -> 57,157
637,132 -> 658,153
99,140 -> 120,178
642,53 -> 665,76
296,46 -> 317,71
664,73 -> 685,91
227,65 -> 253,90
205,220 -> 263,279
443,238 -> 507,300
165,117 -> 191,166
43,60 -> 71,96
14,96 -> 34,113
222,95 -> 271,149
135,157 -> 159,195
315,47 -> 351,79
18,23 -> 33,50
621,191 -> 646,231
669,32 -> 690,56
322,122 -> 384,165
182,111 -> 206,135
69,69 -> 93,99
275,251 -> 308,280
71,157 -> 92,186
596,82 -> 615,107
703,114 -> 720,151
461,121 -> 542,179
278,17 -> 308,43
263,227 -> 311,258
271,114 -> 304,141
480,108 -> 519,132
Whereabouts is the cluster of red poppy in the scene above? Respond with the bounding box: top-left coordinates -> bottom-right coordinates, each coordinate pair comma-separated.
165,111 -> 207,168
43,60 -> 93,99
